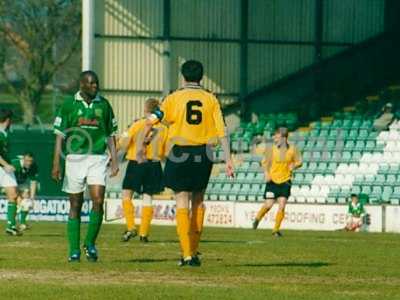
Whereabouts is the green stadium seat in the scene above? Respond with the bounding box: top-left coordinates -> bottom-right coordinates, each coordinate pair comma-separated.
314,140 -> 326,151
249,162 -> 262,172
316,162 -> 328,174
254,172 -> 265,184
367,132 -> 378,141
350,151 -> 362,162
326,140 -> 336,150
354,141 -> 365,152
365,141 -> 376,151
326,197 -> 336,204
360,120 -> 373,129
342,151 -> 352,163
310,151 -> 322,162
357,129 -> 369,140
327,162 -> 338,172
219,184 -> 232,201
303,173 -> 314,185
382,186 -> 393,203
352,120 -> 362,128
228,184 -> 241,201
303,151 -> 312,162
244,172 -> 257,184
387,175 -> 397,186
390,199 -> 400,205
237,162 -> 250,173
375,174 -> 386,185
378,164 -> 390,174
238,184 -> 251,201
344,141 -> 356,151
248,184 -> 263,202
348,130 -> 359,140
388,165 -> 400,175
361,186 -> 372,195
236,173 -> 246,183
351,186 -> 361,195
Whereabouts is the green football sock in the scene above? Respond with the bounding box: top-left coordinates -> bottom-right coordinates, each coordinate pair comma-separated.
7,202 -> 17,229
84,211 -> 103,247
20,210 -> 29,225
67,218 -> 81,256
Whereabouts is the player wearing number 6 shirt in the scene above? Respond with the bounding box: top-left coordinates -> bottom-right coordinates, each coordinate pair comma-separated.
140,60 -> 234,267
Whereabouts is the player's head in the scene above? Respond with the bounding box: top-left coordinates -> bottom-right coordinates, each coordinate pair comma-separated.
79,70 -> 99,99
384,102 -> 393,113
22,152 -> 35,169
273,127 -> 289,147
350,194 -> 359,203
0,108 -> 13,129
181,60 -> 204,83
144,98 -> 160,115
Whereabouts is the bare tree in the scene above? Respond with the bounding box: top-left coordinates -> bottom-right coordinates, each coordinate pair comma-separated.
0,0 -> 81,124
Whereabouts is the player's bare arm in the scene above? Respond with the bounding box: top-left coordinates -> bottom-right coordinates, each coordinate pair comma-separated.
261,147 -> 272,182
52,134 -> 63,181
107,135 -> 119,177
0,155 -> 15,173
30,180 -> 37,200
220,136 -> 234,178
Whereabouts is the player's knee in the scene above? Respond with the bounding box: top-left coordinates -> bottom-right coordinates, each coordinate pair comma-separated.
91,200 -> 104,212
142,194 -> 152,206
6,189 -> 18,202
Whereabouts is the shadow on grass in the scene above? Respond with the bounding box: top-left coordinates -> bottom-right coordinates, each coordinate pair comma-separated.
147,240 -> 178,244
31,234 -> 63,237
113,258 -> 177,263
201,240 -> 249,244
235,262 -> 332,268
146,240 -> 247,244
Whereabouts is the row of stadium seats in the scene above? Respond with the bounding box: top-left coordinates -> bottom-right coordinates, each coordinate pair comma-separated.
208,96 -> 400,204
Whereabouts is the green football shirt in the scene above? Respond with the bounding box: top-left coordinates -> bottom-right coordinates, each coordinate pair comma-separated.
0,129 -> 10,164
11,157 -> 39,185
348,201 -> 365,218
53,92 -> 118,155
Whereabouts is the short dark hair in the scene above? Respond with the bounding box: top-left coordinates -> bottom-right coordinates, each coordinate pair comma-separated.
80,70 -> 99,83
145,98 -> 160,112
350,194 -> 358,198
23,151 -> 34,158
0,108 -> 13,122
275,127 -> 289,138
181,60 -> 204,82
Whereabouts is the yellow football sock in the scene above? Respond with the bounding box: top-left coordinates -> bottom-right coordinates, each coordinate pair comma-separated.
176,208 -> 192,258
190,206 -> 205,255
273,210 -> 285,232
139,206 -> 153,237
122,198 -> 136,231
256,205 -> 270,221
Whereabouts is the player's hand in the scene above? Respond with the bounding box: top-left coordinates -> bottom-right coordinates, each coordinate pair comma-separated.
225,159 -> 235,178
4,164 -> 15,173
51,164 -> 62,182
109,162 -> 119,178
136,148 -> 146,164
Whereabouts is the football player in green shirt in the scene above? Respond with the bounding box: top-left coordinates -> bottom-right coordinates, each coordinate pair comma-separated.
11,152 -> 39,231
345,194 -> 366,232
0,109 -> 21,236
52,71 -> 119,262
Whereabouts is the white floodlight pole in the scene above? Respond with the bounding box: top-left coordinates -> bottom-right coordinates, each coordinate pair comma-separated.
82,0 -> 95,71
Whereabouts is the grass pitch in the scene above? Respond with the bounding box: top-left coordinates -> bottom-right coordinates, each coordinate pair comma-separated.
0,223 -> 399,300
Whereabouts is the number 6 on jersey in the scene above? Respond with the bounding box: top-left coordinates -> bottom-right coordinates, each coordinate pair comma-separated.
186,100 -> 203,125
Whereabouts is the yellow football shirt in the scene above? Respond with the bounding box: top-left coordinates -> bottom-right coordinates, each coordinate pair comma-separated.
262,144 -> 302,184
125,119 -> 168,161
159,84 -> 226,146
